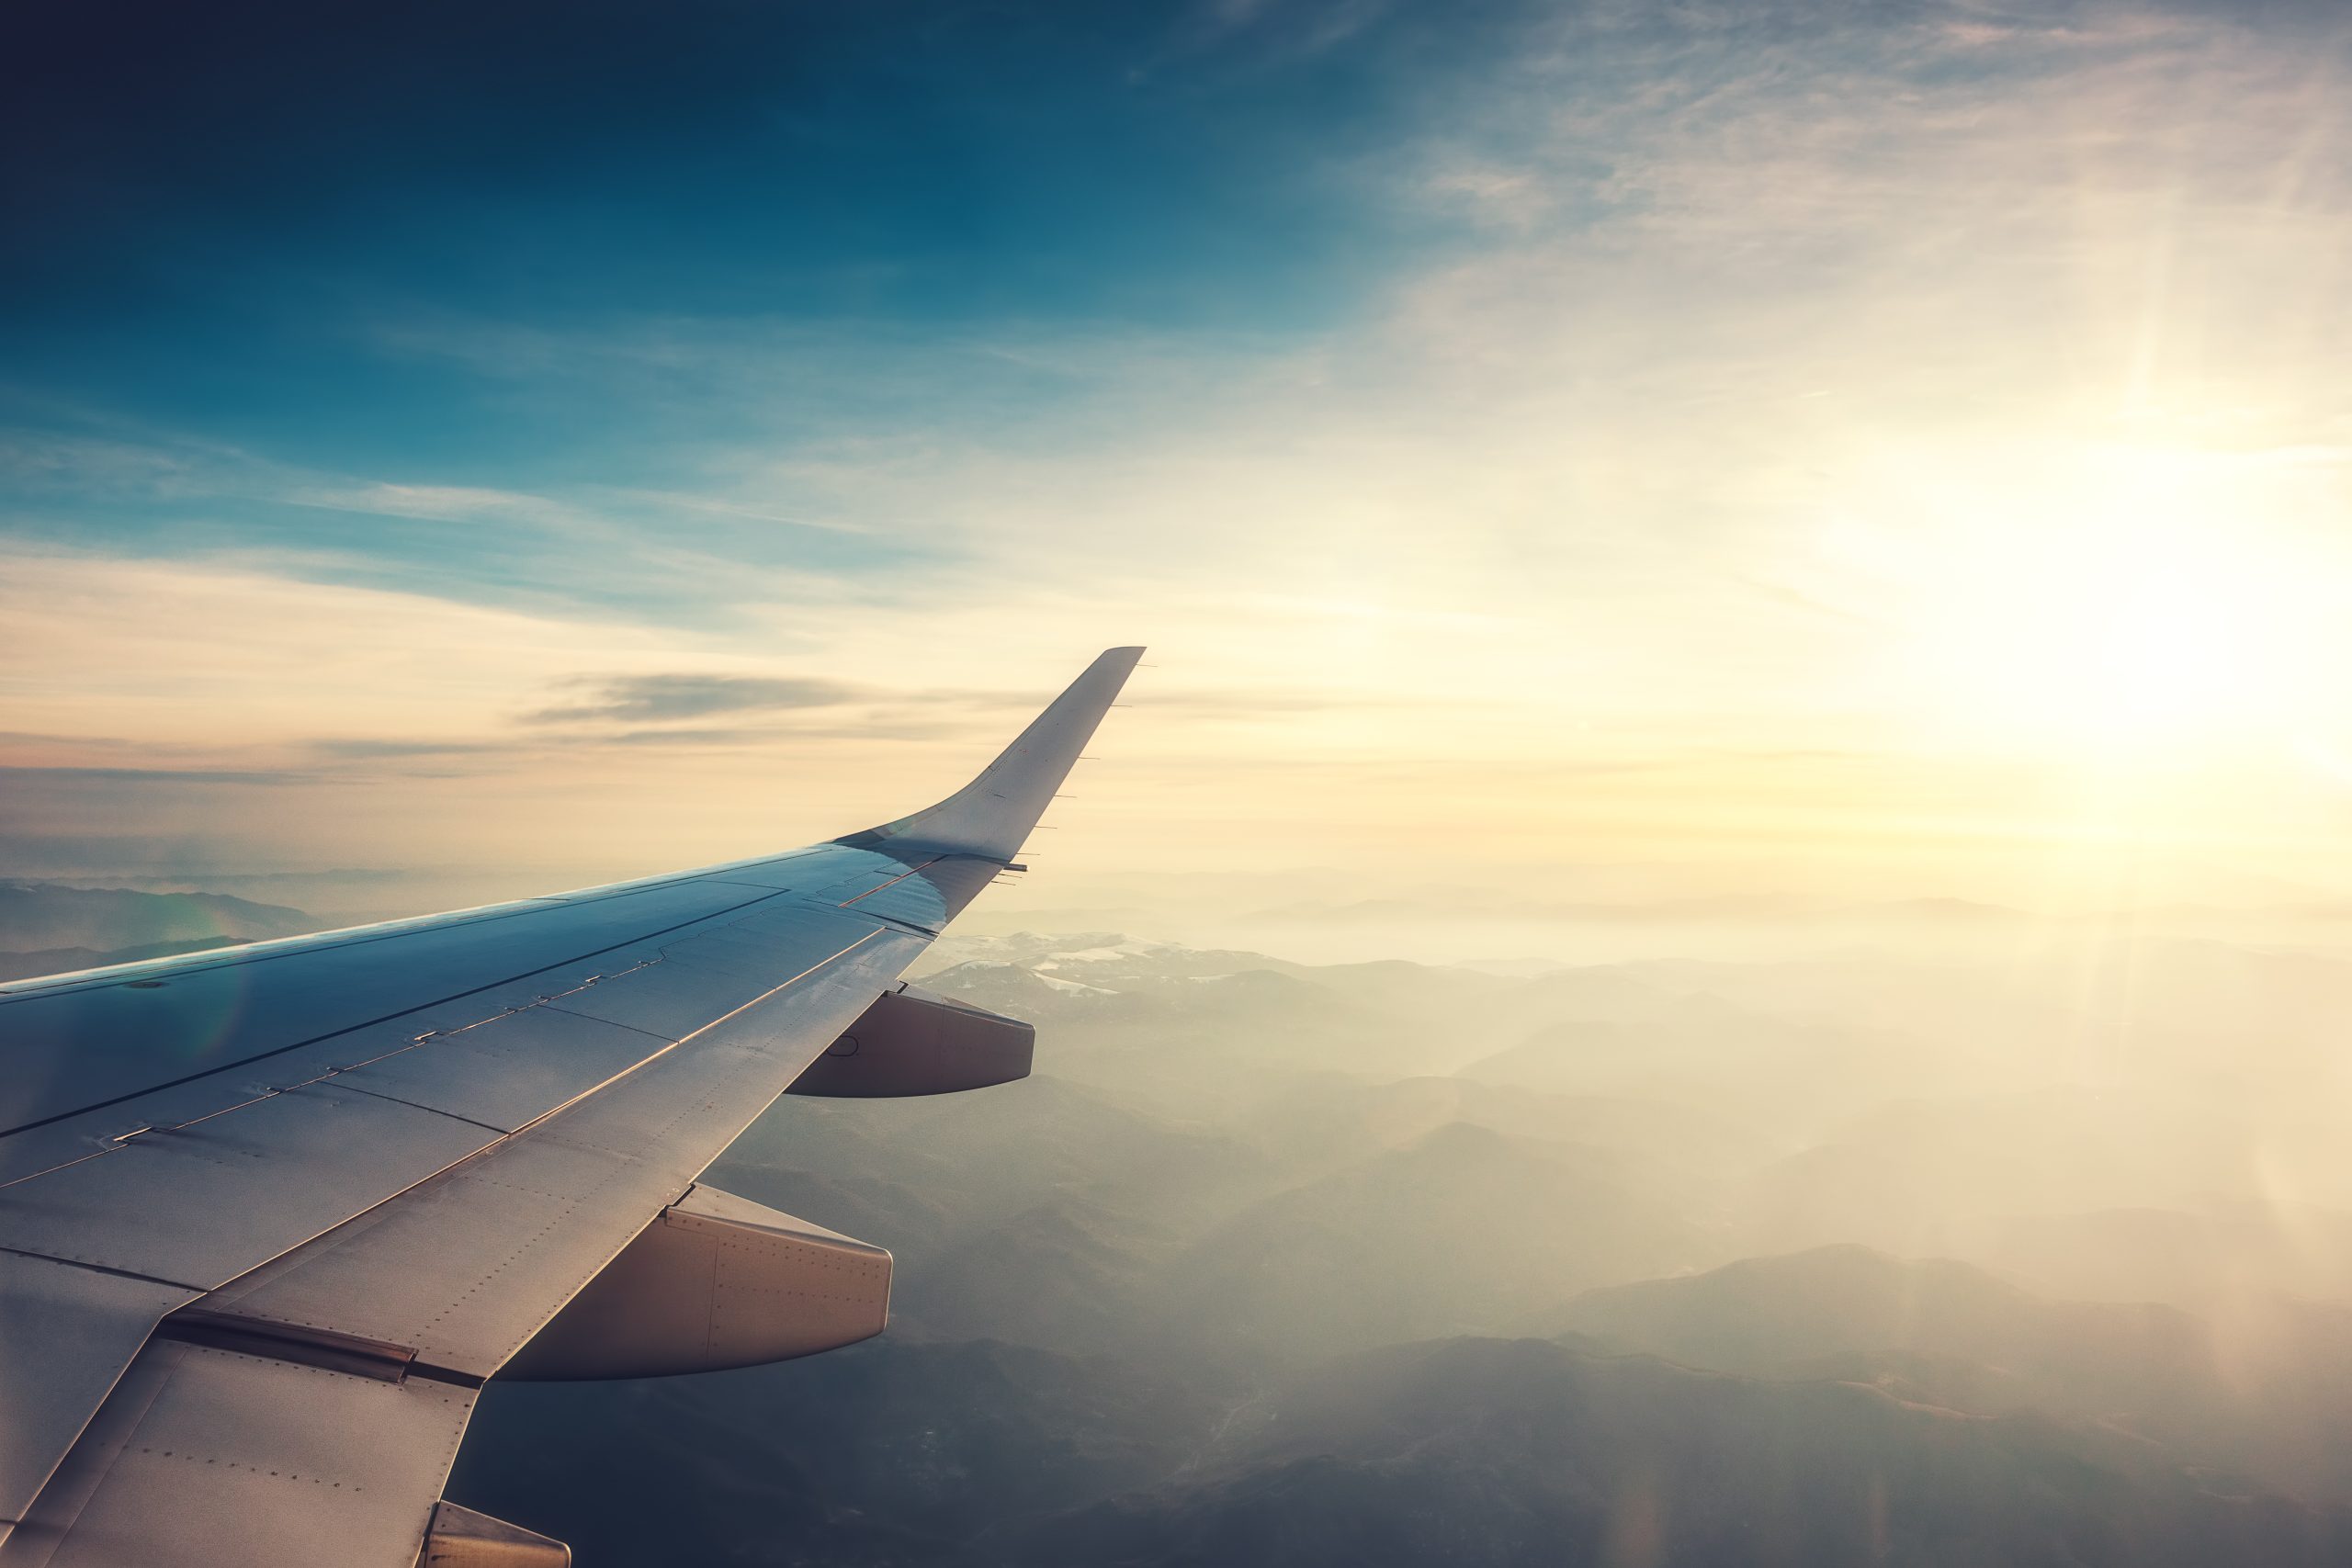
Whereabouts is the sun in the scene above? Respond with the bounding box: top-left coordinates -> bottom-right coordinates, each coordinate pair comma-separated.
1882,451 -> 2339,759
1975,544 -> 2283,743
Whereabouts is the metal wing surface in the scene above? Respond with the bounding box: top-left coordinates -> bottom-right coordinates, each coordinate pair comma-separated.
0,647 -> 1144,1568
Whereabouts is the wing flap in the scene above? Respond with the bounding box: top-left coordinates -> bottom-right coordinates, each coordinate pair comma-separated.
1,1340 -> 476,1568
0,1255 -> 197,1544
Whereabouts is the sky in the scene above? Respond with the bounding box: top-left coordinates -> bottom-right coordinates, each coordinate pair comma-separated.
8,0 -> 2352,920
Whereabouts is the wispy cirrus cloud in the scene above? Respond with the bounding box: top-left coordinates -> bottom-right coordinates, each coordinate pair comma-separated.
287,481 -> 594,529
306,738 -> 513,761
523,673 -> 864,725
0,765 -> 314,786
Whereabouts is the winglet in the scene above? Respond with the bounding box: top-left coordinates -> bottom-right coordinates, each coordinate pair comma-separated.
836,647 -> 1143,863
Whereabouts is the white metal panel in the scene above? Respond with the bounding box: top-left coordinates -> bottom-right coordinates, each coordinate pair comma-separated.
900,854 -> 1010,921
532,962 -> 769,1041
0,897 -> 564,998
568,846 -> 832,900
0,1084 -> 498,1289
636,927 -> 783,976
535,907 -> 878,1043
0,1340 -> 475,1568
328,1006 -> 668,1134
0,881 -> 780,1140
823,866 -> 952,933
198,930 -> 925,1380
695,844 -> 886,893
0,898 -> 796,1189
0,973 -> 598,1190
799,854 -> 935,904
0,1254 -> 197,1540
722,900 -> 899,942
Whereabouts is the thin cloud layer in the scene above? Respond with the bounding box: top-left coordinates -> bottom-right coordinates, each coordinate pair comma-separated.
524,673 -> 864,726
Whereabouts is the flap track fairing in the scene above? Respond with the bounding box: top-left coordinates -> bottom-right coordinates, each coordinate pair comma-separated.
498,1186 -> 889,1382
786,983 -> 1033,1099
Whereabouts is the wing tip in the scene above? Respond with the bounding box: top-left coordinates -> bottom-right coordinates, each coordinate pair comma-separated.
834,645 -> 1145,863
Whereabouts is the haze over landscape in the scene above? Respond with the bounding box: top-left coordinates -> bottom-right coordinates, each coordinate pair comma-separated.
11,0 -> 2352,1563
13,886 -> 2352,1562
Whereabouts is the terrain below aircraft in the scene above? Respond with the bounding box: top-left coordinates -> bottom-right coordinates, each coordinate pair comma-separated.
0,646 -> 1145,1567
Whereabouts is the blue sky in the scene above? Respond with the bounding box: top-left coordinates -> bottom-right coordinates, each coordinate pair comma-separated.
9,0 -> 2352,917
3,0 -> 1527,582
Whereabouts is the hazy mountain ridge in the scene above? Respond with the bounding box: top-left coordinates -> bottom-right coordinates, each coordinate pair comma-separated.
0,882 -> 318,979
1241,893 -> 2031,928
463,1330 -> 2352,1568
1549,1245 -> 2352,1506
1157,1121 -> 1718,1359
459,1338 -> 1226,1568
0,935 -> 256,981
1015,1337 -> 2352,1568
0,880 -> 313,952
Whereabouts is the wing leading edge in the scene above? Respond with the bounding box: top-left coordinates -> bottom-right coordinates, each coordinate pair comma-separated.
0,647 -> 1143,1568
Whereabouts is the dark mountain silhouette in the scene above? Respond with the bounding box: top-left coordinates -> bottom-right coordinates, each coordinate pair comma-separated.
1014,1337 -> 2352,1568
1550,1246 -> 2352,1506
458,1337 -> 1225,1568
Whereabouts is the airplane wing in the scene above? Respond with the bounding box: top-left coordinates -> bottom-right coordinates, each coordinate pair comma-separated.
0,646 -> 1144,1568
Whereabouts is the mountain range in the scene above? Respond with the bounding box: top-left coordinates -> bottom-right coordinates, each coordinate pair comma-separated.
12,896 -> 2352,1563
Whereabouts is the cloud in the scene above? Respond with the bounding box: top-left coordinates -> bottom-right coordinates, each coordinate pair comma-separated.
0,431 -> 202,496
307,738 -> 511,761
0,765 -> 310,785
1141,686 -> 1482,716
524,673 -> 864,725
588,719 -> 972,745
287,482 -> 591,528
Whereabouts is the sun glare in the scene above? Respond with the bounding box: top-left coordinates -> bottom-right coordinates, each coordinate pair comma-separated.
1883,449 -> 2341,759
1980,547 -> 2283,741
